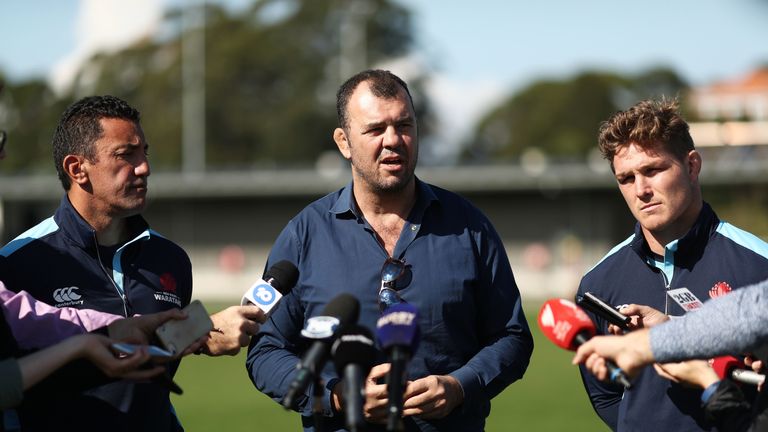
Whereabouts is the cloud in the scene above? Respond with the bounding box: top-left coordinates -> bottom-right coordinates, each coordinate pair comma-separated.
50,0 -> 163,94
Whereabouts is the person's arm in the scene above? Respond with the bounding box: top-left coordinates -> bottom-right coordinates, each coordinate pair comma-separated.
407,217 -> 533,419
1,282 -> 122,350
246,224 -> 330,416
702,379 -> 754,432
247,286 -> 316,412
650,279 -> 768,362
2,333 -> 163,409
203,305 -> 266,356
0,357 -> 23,409
18,333 -> 161,391
574,284 -> 624,430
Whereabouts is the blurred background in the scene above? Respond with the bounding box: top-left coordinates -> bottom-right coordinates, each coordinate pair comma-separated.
2,1 -> 768,430
1,0 -> 768,299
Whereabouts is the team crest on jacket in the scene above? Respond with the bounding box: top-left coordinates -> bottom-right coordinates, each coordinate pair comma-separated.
155,273 -> 181,306
709,281 -> 732,298
160,273 -> 177,293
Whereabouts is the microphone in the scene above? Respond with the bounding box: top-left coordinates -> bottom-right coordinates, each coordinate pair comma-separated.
282,293 -> 361,410
376,303 -> 420,432
538,298 -> 632,389
711,356 -> 766,386
331,325 -> 376,432
241,260 -> 299,315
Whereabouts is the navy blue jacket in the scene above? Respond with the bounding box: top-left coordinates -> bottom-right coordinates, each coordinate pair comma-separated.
577,203 -> 768,431
0,196 -> 192,432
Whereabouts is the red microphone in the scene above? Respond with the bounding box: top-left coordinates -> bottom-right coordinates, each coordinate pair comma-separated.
711,356 -> 765,386
538,298 -> 632,388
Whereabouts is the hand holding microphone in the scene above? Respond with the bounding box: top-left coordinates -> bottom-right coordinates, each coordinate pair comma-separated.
205,260 -> 299,356
539,298 -> 633,388
240,260 -> 300,312
712,355 -> 766,386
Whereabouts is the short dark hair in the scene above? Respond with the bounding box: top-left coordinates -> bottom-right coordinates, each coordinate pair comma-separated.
53,95 -> 141,190
336,69 -> 414,131
598,98 -> 694,172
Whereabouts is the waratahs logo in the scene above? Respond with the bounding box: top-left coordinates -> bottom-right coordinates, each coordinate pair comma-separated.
159,273 -> 177,293
709,281 -> 733,298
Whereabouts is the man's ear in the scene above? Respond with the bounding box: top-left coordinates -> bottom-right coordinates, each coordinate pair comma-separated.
333,128 -> 351,160
687,150 -> 702,182
62,155 -> 89,186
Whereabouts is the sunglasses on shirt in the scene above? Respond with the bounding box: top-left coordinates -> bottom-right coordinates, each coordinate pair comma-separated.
379,257 -> 407,313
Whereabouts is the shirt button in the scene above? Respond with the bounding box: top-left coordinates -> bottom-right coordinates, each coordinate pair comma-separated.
411,225 -> 418,231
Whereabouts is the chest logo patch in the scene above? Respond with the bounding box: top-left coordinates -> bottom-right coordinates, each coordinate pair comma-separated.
53,286 -> 84,307
155,273 -> 182,306
159,273 -> 177,293
709,281 -> 733,299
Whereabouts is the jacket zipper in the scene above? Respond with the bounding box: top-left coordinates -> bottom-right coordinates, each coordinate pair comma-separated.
94,234 -> 129,317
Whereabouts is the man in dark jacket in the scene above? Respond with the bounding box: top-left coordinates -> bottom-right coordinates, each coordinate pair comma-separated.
575,98 -> 768,431
0,96 -> 263,431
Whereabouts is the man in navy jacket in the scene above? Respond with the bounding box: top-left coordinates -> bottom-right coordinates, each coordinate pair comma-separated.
576,98 -> 768,431
0,96 -> 263,431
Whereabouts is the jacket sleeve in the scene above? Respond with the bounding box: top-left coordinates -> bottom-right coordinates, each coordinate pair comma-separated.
0,357 -> 23,409
574,282 -> 623,431
703,379 -> 753,432
245,224 -> 336,417
1,282 -> 122,351
449,215 -> 534,409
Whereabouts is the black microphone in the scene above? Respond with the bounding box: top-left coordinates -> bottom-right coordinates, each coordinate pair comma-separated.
241,260 -> 299,316
376,303 -> 420,432
282,293 -> 360,410
331,325 -> 376,432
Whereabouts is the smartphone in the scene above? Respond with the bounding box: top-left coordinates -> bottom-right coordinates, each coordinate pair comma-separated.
111,342 -> 174,360
576,292 -> 631,330
155,300 -> 214,355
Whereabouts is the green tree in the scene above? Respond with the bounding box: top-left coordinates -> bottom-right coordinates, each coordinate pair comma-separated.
0,75 -> 73,174
60,0 -> 427,170
462,67 -> 688,163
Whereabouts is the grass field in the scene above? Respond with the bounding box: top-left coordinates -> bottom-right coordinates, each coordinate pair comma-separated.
171,300 -> 608,431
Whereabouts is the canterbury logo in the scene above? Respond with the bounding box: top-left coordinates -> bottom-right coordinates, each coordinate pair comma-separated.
53,287 -> 82,302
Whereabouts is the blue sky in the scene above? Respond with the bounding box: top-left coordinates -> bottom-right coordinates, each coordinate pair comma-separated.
2,0 -> 767,155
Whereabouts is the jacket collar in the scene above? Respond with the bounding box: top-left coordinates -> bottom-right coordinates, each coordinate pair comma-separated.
630,201 -> 718,268
54,195 -> 151,252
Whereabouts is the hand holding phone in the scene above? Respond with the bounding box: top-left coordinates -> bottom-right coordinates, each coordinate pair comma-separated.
155,300 -> 213,355
576,292 -> 631,330
111,342 -> 174,360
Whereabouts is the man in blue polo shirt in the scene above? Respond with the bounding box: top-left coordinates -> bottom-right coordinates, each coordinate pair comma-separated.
246,69 -> 533,431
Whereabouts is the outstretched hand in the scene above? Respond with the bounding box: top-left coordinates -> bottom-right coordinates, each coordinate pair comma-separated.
202,305 -> 266,356
572,329 -> 655,381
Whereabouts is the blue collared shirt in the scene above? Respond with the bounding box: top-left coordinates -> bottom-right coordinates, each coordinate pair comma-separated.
246,179 -> 533,431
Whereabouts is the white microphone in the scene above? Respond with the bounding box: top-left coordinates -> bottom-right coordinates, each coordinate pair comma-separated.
241,260 -> 299,315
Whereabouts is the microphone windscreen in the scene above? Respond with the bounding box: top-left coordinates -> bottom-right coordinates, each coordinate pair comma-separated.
332,324 -> 376,374
264,260 -> 299,294
376,303 -> 419,350
323,293 -> 361,328
538,298 -> 596,351
711,356 -> 742,380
